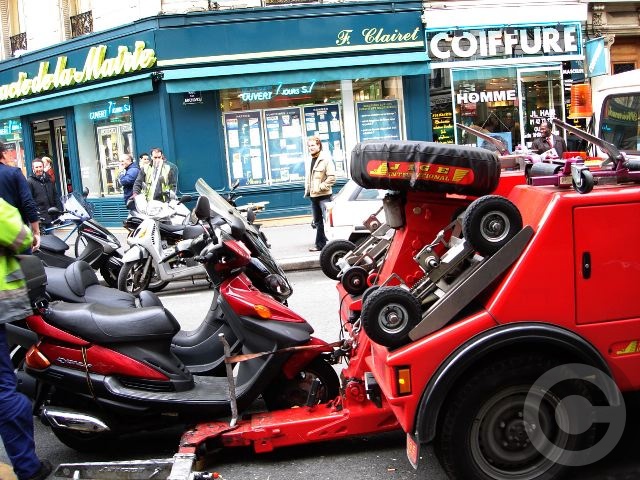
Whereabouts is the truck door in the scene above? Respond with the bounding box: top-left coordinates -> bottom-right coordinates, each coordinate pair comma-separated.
574,202 -> 640,324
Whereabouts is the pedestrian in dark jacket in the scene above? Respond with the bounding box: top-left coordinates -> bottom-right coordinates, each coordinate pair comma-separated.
27,158 -> 60,232
116,153 -> 140,204
0,143 -> 40,251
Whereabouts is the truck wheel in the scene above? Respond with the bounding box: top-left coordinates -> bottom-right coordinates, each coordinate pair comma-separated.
463,195 -> 522,256
262,357 -> 340,410
573,169 -> 594,194
436,354 -> 595,480
341,266 -> 369,296
320,240 -> 356,280
361,286 -> 421,349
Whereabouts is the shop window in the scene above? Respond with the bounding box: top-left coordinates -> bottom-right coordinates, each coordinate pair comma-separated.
219,77 -> 402,187
600,93 -> 640,154
0,118 -> 25,174
451,67 -> 520,152
74,97 -> 134,197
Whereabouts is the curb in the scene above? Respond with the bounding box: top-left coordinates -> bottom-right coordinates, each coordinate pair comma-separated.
280,257 -> 320,272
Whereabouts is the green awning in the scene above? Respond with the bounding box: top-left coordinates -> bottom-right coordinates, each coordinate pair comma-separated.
163,52 -> 430,93
0,73 -> 154,120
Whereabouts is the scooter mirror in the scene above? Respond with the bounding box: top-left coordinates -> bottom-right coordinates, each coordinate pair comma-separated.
232,179 -> 241,190
82,187 -> 89,197
246,207 -> 256,224
194,196 -> 211,221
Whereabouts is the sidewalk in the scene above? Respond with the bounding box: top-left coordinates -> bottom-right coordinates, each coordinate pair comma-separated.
105,215 -> 320,272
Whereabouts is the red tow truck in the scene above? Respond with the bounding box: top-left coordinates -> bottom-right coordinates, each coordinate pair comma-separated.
55,130 -> 635,480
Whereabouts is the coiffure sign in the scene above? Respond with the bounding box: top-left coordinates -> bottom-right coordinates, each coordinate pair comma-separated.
427,22 -> 581,63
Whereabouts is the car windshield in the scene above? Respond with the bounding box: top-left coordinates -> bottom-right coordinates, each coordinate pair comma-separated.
195,178 -> 249,228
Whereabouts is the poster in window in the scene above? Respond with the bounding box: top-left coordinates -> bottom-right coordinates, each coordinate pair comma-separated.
264,107 -> 305,183
356,100 -> 402,142
96,126 -> 121,195
303,104 -> 346,175
223,110 -> 266,186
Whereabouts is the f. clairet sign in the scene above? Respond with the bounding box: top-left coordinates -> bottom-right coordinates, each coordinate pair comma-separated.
0,41 -> 156,102
427,22 -> 581,65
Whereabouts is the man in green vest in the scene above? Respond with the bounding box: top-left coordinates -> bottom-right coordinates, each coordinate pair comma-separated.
132,147 -> 177,202
0,198 -> 52,480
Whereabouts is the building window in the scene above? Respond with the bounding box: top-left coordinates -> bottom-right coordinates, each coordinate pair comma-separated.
0,118 -> 25,173
70,10 -> 93,38
217,77 -> 403,187
74,97 -> 134,197
451,67 -> 521,151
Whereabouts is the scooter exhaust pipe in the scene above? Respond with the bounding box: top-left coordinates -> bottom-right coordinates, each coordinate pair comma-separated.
42,407 -> 110,433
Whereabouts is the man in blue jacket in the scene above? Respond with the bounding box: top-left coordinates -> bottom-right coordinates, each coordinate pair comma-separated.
0,144 -> 40,251
117,153 -> 140,205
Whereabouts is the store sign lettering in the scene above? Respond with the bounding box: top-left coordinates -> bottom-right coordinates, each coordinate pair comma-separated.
429,25 -> 578,60
89,101 -> 131,120
336,27 -> 420,46
0,41 -> 156,102
240,81 -> 315,101
457,89 -> 516,104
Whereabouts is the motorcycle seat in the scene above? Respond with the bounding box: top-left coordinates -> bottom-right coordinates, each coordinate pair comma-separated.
45,302 -> 180,344
45,262 -> 137,309
39,234 -> 70,254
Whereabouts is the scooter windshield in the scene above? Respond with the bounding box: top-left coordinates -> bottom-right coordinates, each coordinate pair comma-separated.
195,178 -> 249,229
59,192 -> 91,221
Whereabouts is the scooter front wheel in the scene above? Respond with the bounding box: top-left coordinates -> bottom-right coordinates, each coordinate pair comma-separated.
117,259 -> 153,294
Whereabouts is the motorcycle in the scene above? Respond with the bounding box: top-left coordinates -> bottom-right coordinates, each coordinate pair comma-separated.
35,190 -> 123,288
119,193 -> 203,293
22,195 -> 338,451
118,179 -> 289,302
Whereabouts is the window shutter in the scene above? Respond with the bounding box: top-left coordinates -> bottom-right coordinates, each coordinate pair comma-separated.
61,0 -> 72,40
0,0 -> 10,59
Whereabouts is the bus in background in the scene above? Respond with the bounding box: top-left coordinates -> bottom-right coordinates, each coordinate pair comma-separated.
590,69 -> 640,158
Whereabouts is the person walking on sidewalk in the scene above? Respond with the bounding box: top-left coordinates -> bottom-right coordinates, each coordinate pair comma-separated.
304,136 -> 335,252
0,198 -> 52,480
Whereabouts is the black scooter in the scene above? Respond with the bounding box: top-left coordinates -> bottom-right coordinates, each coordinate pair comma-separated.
35,191 -> 123,287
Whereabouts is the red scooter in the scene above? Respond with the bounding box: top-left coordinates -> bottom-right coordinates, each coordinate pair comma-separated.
23,196 -> 339,452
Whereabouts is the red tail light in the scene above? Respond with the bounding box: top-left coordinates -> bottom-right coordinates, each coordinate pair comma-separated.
328,206 -> 334,227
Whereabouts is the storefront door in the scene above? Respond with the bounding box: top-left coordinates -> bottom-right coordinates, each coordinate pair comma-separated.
32,117 -> 72,195
517,67 -> 564,148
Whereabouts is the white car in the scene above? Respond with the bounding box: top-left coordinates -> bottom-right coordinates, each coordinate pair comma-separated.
325,179 -> 387,244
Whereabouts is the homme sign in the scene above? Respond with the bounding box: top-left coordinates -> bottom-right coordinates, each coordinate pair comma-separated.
427,23 -> 581,63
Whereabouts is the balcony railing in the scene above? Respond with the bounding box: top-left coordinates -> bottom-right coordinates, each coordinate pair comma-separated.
10,32 -> 27,56
70,11 -> 93,38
